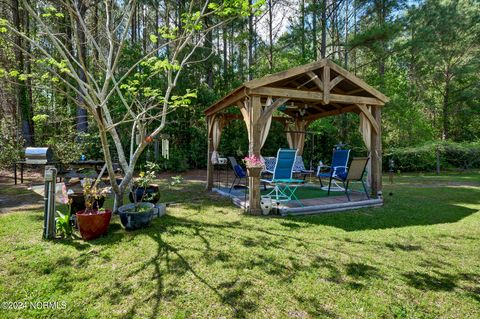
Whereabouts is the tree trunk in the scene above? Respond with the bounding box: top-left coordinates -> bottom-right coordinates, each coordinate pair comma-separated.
142,4 -> 147,54
442,72 -> 450,140
76,0 -> 88,134
321,0 -> 327,59
247,0 -> 253,80
223,25 -> 228,82
344,0 -> 349,67
312,0 -> 317,60
24,0 -> 34,143
376,0 -> 386,89
205,15 -> 214,87
113,191 -> 124,213
268,0 -> 274,71
301,0 -> 305,60
353,0 -> 357,74
12,0 -> 34,146
131,4 -> 137,43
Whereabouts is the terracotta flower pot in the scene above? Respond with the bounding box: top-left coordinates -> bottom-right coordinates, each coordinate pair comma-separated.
76,209 -> 112,241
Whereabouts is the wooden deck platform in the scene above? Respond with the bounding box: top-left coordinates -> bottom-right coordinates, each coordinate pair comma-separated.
213,184 -> 383,216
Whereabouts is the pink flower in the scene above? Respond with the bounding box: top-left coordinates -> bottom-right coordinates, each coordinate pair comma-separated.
243,155 -> 264,168
60,184 -> 69,204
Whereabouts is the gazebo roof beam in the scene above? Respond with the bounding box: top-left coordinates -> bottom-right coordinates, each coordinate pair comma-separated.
251,86 -> 323,101
356,103 -> 380,134
306,71 -> 324,91
245,60 -> 327,89
331,93 -> 384,106
327,60 -> 389,103
346,87 -> 365,95
250,87 -> 384,106
205,89 -> 246,116
221,113 -> 290,123
329,75 -> 344,90
304,105 -> 358,121
309,104 -> 327,112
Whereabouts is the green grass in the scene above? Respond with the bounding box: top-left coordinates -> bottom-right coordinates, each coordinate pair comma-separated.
0,173 -> 479,318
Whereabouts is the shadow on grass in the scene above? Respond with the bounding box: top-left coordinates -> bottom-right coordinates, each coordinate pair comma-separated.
285,186 -> 480,231
12,179 -> 477,316
104,219 -> 260,319
86,212 -> 340,318
403,270 -> 480,303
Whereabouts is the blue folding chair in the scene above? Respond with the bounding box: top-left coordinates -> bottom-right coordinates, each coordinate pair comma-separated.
293,156 -> 315,180
261,149 -> 305,206
262,157 -> 276,174
228,157 -> 247,193
316,149 -> 350,195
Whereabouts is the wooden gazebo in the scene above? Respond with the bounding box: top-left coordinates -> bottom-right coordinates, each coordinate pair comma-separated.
204,59 -> 389,214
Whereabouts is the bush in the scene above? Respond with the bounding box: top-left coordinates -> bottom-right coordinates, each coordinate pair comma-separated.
0,118 -> 24,169
47,136 -> 84,164
156,148 -> 189,173
385,141 -> 480,172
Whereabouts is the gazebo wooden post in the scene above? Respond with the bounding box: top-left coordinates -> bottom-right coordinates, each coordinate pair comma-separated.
247,95 -> 263,214
206,115 -> 214,191
370,106 -> 382,197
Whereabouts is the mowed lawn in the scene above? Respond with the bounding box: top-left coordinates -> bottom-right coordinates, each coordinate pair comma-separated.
0,172 -> 479,318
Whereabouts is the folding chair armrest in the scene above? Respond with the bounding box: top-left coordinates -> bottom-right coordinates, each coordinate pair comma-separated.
328,166 -> 347,177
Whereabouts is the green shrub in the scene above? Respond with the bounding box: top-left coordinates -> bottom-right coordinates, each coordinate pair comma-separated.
0,118 -> 24,169
46,135 -> 83,164
385,141 -> 480,172
156,148 -> 189,173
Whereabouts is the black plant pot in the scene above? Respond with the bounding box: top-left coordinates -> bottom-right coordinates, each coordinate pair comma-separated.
118,203 -> 154,230
68,193 -> 105,214
128,185 -> 160,204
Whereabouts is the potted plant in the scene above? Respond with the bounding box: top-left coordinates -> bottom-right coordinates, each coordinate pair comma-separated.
128,162 -> 160,204
66,178 -> 105,214
118,163 -> 159,230
243,155 -> 264,177
76,178 -> 112,240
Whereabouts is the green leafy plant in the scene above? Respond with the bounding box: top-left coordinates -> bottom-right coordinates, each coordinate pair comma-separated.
170,175 -> 184,186
82,178 -> 110,213
55,210 -> 73,238
132,161 -> 160,212
55,186 -> 73,238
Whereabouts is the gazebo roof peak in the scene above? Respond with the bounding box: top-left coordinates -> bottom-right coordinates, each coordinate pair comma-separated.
243,59 -> 327,89
205,59 -> 388,119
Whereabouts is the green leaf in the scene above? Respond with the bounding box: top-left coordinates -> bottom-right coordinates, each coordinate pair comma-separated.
9,70 -> 19,77
149,34 -> 158,44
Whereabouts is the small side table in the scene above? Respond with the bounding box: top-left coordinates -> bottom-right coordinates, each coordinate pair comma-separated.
214,161 -> 228,189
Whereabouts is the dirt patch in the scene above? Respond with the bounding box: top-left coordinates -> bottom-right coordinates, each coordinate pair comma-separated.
0,168 -> 212,214
0,175 -> 44,214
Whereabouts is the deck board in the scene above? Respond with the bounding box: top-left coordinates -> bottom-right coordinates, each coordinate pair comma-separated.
213,184 -> 383,216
